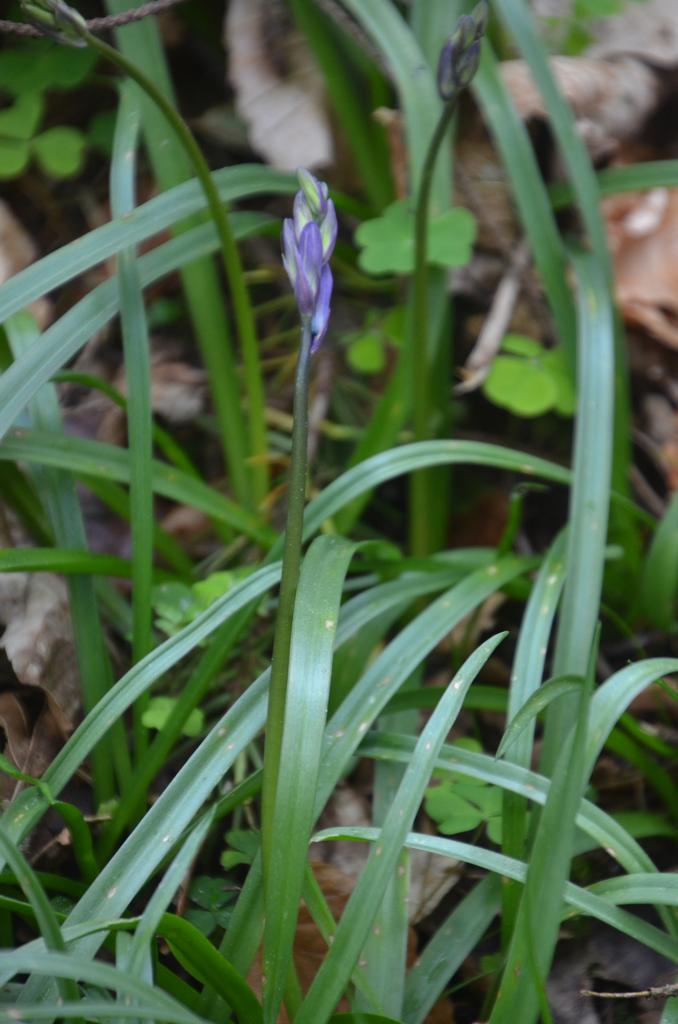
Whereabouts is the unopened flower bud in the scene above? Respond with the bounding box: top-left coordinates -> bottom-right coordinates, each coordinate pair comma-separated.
282,169 -> 336,351
437,1 -> 488,101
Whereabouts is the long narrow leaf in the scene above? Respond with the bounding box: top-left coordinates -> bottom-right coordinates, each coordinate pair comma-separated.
0,430 -> 273,547
110,83 -> 154,674
264,536 -> 356,1023
296,634 -> 507,1023
312,828 -> 678,963
0,211 -> 271,443
0,165 -> 293,323
402,875 -> 500,1024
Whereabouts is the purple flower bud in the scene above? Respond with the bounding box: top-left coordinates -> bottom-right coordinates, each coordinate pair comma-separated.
319,199 -> 337,262
297,168 -> 328,219
281,168 -> 336,350
295,221 -> 322,315
311,264 -> 332,351
282,218 -> 298,289
437,2 -> 487,101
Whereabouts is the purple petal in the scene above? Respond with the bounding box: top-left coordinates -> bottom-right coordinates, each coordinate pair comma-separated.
294,267 -> 316,316
281,219 -> 298,287
311,264 -> 333,351
295,223 -> 322,315
299,222 -> 322,284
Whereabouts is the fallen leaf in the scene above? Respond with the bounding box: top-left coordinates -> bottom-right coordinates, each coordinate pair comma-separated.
501,56 -> 659,158
248,860 -> 454,1023
225,0 -> 333,170
117,357 -> 207,424
587,0 -> 678,67
604,188 -> 678,349
0,693 -> 63,801
0,572 -> 80,734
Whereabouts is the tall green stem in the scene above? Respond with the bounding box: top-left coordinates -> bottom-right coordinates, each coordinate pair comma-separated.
409,99 -> 457,558
80,27 -> 267,508
261,322 -> 313,881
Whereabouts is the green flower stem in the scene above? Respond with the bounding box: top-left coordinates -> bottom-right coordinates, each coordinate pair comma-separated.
79,27 -> 268,509
409,98 -> 457,558
261,321 -> 313,883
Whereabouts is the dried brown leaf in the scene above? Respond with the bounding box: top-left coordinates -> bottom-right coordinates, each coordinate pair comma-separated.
0,572 -> 80,733
501,56 -> 659,157
605,188 -> 678,350
225,0 -> 333,171
586,0 -> 678,67
248,861 -> 454,1022
0,694 -> 63,800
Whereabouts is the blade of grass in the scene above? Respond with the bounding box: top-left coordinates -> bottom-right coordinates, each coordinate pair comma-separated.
205,560 -> 488,1017
317,557 -> 535,808
161,915 -> 263,1024
473,44 -> 575,363
586,657 -> 678,775
103,0 -> 266,505
639,490 -> 678,630
0,207 -> 274,447
501,533 -> 566,941
331,0 -> 452,539
0,166 -> 292,325
0,430 -> 274,548
0,826 -> 78,1006
362,732 -> 677,905
0,462 -> 50,544
312,827 -> 678,963
110,83 -> 154,766
295,635 -> 508,1024
402,875 -> 500,1024
125,814 -> 213,980
494,0 -> 630,496
540,251 -> 614,768
99,608 -> 252,857
550,160 -> 678,209
264,536 -> 356,1024
490,640 -> 595,1024
0,547 -> 139,578
0,950 -> 207,1024
302,440 -> 570,546
5,313 -> 130,802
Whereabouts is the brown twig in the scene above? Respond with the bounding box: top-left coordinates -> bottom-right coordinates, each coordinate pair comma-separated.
0,0 -> 186,36
581,983 -> 678,1000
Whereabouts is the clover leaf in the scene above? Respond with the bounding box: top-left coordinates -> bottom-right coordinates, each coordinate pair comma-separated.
0,93 -> 87,180
483,334 -> 575,418
355,199 -> 476,275
141,696 -> 204,738
425,777 -> 503,844
32,126 -> 86,178
0,40 -> 97,95
0,92 -> 43,179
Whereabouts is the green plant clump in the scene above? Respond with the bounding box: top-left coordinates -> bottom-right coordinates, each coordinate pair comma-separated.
0,2 -> 677,1023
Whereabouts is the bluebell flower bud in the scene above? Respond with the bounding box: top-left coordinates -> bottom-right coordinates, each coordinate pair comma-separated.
297,169 -> 329,219
437,1 -> 488,101
282,169 -> 336,351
